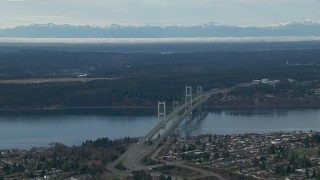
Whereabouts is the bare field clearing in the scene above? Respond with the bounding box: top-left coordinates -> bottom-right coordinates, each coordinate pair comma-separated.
0,77 -> 116,84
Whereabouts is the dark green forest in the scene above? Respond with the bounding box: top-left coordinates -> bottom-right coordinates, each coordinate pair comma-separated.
0,45 -> 320,108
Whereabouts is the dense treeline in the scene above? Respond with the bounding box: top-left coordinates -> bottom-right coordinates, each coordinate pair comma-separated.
0,137 -> 137,178
0,49 -> 320,80
0,47 -> 320,108
210,81 -> 320,107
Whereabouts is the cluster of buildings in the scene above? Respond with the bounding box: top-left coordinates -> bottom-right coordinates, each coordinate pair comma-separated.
163,131 -> 320,179
252,78 -> 281,85
3,130 -> 320,179
0,147 -> 80,179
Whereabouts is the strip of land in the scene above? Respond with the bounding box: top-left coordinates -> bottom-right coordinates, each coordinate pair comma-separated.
0,77 -> 115,84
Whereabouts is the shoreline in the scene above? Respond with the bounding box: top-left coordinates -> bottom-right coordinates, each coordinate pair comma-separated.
0,130 -> 317,151
1,105 -> 319,150
0,104 -> 320,111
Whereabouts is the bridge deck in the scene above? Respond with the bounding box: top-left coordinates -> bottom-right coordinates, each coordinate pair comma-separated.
108,86 -> 238,172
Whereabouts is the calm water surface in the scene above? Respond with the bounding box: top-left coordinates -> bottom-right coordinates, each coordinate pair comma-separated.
179,108 -> 320,137
0,108 -> 320,149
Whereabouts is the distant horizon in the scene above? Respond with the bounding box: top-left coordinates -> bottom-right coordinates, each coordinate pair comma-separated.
1,36 -> 320,44
1,0 -> 320,29
1,19 -> 320,29
1,19 -> 320,39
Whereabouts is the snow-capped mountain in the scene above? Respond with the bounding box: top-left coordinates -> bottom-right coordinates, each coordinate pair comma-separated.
258,19 -> 320,29
0,20 -> 320,38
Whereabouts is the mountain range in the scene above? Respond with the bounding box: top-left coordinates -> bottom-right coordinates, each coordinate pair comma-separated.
0,20 -> 320,38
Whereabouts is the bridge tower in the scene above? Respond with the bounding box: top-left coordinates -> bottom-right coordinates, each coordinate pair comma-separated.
196,86 -> 203,120
185,86 -> 193,118
197,86 -> 203,102
158,101 -> 166,131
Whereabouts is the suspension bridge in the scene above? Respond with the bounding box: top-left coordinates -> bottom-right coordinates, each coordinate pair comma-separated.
108,85 -> 236,173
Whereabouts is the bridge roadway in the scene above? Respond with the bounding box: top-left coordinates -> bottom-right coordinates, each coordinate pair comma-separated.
107,86 -> 237,176
145,87 -> 235,141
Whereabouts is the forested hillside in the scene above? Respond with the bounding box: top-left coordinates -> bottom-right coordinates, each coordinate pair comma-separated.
0,44 -> 320,108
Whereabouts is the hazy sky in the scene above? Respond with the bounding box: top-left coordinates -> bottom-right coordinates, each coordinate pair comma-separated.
0,0 -> 320,28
